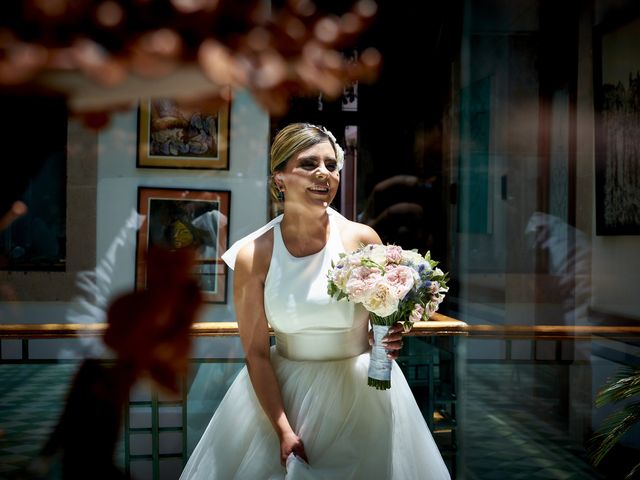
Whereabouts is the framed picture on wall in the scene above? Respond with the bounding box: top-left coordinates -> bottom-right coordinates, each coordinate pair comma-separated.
594,15 -> 640,235
137,97 -> 230,170
135,187 -> 230,303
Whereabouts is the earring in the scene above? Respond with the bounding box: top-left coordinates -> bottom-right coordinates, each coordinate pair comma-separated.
278,190 -> 285,201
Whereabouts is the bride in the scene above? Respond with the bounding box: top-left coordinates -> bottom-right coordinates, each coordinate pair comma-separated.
180,123 -> 451,479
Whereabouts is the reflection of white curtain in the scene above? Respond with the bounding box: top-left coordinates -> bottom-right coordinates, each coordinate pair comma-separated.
65,209 -> 145,359
192,210 -> 227,293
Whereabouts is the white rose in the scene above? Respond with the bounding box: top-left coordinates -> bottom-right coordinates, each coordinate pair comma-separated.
330,265 -> 350,290
366,244 -> 388,265
401,250 -> 424,265
363,282 -> 399,317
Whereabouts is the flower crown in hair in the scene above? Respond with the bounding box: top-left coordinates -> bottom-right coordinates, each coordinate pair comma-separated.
311,124 -> 345,171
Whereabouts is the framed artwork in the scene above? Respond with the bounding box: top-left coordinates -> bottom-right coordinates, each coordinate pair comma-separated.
137,97 -> 230,170
594,16 -> 640,235
135,187 -> 230,303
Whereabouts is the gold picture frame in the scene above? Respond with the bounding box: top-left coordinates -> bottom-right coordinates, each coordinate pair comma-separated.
137,97 -> 230,170
135,187 -> 230,303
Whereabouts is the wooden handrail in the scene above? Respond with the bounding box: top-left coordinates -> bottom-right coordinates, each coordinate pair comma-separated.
463,324 -> 640,340
2,313 -> 464,338
1,313 -> 640,339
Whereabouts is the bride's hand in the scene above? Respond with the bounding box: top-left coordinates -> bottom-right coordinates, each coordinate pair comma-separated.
280,431 -> 308,467
368,322 -> 406,360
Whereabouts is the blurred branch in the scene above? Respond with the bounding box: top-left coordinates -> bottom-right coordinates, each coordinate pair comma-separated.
0,0 -> 381,120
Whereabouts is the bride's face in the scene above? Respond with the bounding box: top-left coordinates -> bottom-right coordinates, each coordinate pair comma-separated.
280,141 -> 340,209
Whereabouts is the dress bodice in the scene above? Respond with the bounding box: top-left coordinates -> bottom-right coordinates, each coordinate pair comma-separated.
264,211 -> 369,361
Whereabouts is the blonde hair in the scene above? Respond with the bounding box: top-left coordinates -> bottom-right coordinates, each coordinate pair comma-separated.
269,123 -> 343,202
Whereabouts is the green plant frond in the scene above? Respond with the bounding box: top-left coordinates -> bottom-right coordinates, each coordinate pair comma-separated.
625,461 -> 640,480
590,405 -> 640,466
608,366 -> 637,383
596,368 -> 640,407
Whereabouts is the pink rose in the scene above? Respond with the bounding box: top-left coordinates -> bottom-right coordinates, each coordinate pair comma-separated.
384,264 -> 415,300
409,304 -> 424,323
346,266 -> 382,303
385,245 -> 403,263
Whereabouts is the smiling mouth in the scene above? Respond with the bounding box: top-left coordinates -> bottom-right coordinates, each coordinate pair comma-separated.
308,184 -> 330,193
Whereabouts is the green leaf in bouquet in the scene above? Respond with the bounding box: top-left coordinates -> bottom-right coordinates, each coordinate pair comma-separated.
370,311 -> 403,327
368,378 -> 391,390
431,273 -> 450,287
360,258 -> 385,273
422,250 -> 438,268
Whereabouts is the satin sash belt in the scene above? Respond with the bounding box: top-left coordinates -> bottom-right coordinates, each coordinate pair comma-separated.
275,329 -> 369,361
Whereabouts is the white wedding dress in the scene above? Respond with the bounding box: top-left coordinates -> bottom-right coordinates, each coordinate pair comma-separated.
180,209 -> 451,480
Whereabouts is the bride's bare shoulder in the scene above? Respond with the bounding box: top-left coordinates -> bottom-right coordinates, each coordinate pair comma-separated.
334,215 -> 382,251
235,229 -> 274,277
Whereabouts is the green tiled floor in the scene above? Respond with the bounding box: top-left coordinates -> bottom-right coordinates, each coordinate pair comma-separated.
461,363 -> 605,480
0,363 -> 76,479
0,361 -> 617,479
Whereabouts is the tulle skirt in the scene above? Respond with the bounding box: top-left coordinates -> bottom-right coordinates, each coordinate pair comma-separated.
180,347 -> 451,480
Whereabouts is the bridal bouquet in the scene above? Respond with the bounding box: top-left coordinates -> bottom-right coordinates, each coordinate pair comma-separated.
327,244 -> 449,390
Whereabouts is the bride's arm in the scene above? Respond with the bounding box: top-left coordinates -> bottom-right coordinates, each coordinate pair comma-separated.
233,242 -> 309,466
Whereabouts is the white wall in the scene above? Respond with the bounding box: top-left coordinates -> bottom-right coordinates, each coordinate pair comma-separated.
96,91 -> 270,324
591,237 -> 640,318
